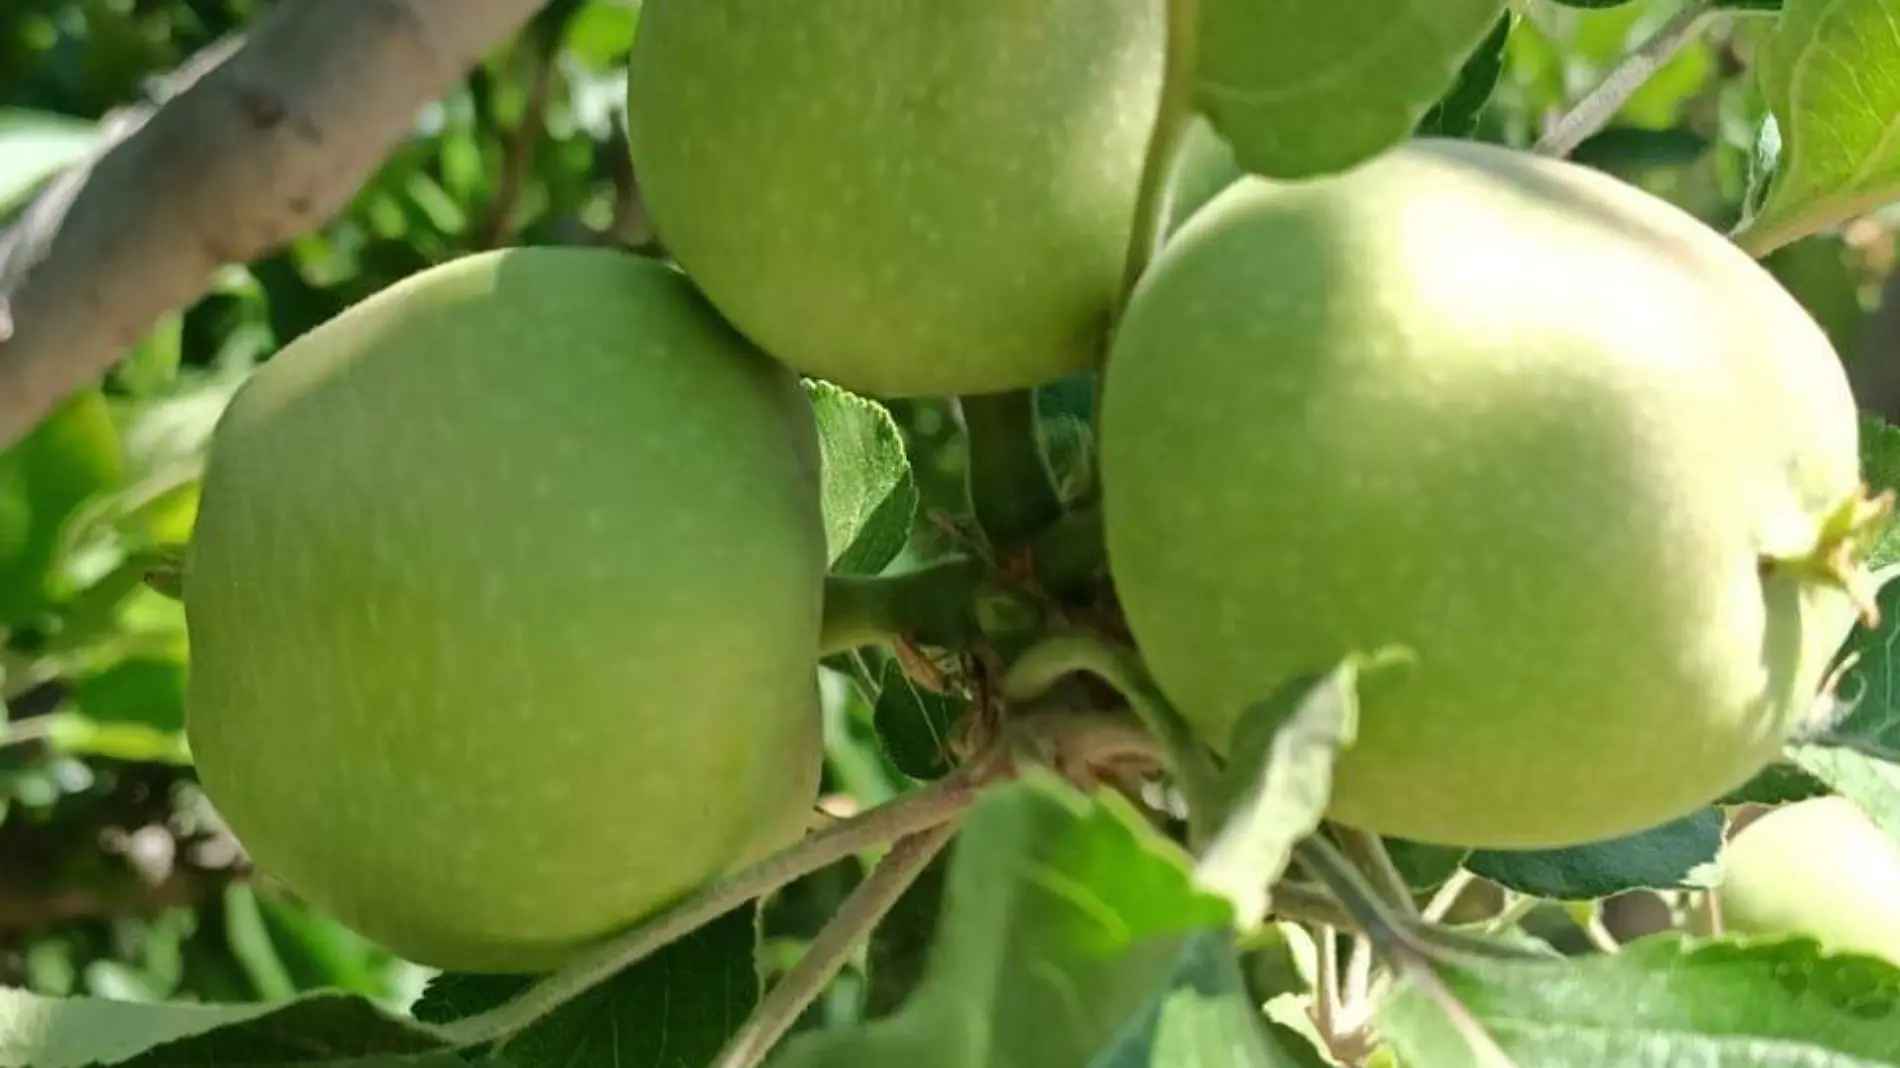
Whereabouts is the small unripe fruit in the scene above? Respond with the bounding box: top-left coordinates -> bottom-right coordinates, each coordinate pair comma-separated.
1714,797 -> 1900,966
1102,139 -> 1872,849
183,248 -> 828,973
625,0 -> 1164,398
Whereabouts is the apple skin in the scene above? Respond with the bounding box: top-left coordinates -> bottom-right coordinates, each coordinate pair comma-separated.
1715,797 -> 1900,966
182,248 -> 829,973
624,0 -> 1164,399
1100,138 -> 1867,850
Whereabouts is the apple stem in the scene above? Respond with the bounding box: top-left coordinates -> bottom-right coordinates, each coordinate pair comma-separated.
434,761 -> 996,1050
959,391 -> 1063,552
706,821 -> 961,1068
1533,0 -> 1722,161
1001,629 -> 1226,847
1115,0 -> 1202,312
819,558 -> 984,655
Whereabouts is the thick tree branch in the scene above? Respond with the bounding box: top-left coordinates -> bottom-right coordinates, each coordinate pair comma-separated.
0,0 -> 549,449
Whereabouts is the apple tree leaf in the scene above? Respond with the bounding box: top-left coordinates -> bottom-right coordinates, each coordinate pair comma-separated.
1090,931 -> 1317,1068
871,649 -> 964,782
1381,839 -> 1472,894
1861,416 -> 1900,570
0,387 -> 125,627
1198,654 -> 1392,929
1378,934 -> 1900,1066
1789,744 -> 1900,846
0,987 -> 452,1068
1195,0 -> 1508,179
411,905 -> 758,1068
1732,0 -> 1900,257
804,379 -> 917,576
1803,564 -> 1900,760
767,772 -> 1234,1068
1415,11 -> 1513,138
1465,807 -> 1725,900
1717,761 -> 1832,806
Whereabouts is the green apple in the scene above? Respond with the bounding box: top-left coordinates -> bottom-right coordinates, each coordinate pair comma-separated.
183,247 -> 829,973
624,0 -> 1164,398
1101,138 -> 1876,850
1715,797 -> 1900,966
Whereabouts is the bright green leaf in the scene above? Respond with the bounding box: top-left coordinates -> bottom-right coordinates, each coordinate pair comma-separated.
1091,932 -> 1315,1068
770,773 -> 1233,1068
1379,934 -> 1900,1066
0,388 -> 125,626
805,380 -> 918,576
1734,0 -> 1900,256
1196,0 -> 1509,179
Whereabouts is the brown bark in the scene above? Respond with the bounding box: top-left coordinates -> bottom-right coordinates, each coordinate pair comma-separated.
0,0 -> 549,449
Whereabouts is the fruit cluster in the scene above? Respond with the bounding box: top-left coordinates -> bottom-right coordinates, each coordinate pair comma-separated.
179,2 -> 1882,975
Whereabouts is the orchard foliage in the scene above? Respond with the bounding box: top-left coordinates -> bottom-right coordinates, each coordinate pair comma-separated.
6,2 -> 1900,1068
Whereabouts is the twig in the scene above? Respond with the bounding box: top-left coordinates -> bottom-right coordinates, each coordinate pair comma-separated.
475,39 -> 560,248
1534,0 -> 1720,159
0,0 -> 548,450
437,760 -> 998,1047
1000,630 -> 1225,846
708,822 -> 961,1068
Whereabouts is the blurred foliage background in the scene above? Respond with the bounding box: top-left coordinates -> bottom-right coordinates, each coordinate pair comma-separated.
0,0 -> 1893,1022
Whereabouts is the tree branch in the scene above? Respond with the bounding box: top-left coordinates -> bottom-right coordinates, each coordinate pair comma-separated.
0,0 -> 550,449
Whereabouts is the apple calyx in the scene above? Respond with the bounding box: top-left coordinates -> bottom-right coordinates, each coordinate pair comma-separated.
1768,485 -> 1895,628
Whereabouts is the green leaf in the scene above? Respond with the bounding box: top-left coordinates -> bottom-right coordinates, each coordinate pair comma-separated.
1416,12 -> 1513,137
0,109 -> 97,217
1717,761 -> 1832,806
1789,744 -> 1900,845
1090,932 -> 1315,1068
1382,839 -> 1474,893
1861,417 -> 1900,569
1378,933 -> 1900,1066
0,987 -> 450,1068
864,847 -> 952,1020
1465,808 -> 1725,900
0,387 -> 125,626
67,656 -> 188,734
1200,655 -> 1390,928
1734,0 -> 1900,256
412,906 -> 759,1068
1807,567 -> 1900,758
871,651 -> 964,782
805,380 -> 918,576
564,1 -> 641,70
1196,0 -> 1509,179
769,773 -> 1234,1068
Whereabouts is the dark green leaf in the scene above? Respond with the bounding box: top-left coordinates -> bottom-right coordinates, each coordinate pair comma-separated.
1789,743 -> 1900,845
1416,12 -> 1512,137
1717,761 -> 1832,806
870,651 -> 964,782
1466,808 -> 1725,900
414,906 -> 758,1068
1382,839 -> 1473,893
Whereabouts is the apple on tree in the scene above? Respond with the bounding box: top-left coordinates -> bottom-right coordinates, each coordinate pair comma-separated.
1100,137 -> 1883,850
1712,796 -> 1900,968
181,247 -> 829,974
624,0 -> 1166,399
